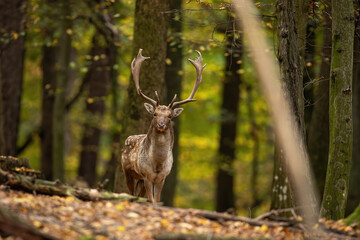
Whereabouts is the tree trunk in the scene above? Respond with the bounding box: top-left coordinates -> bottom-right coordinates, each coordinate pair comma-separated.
271,0 -> 304,211
0,0 -> 25,156
320,0 -> 354,220
215,17 -> 241,212
41,45 -> 56,180
114,0 -> 170,193
161,0 -> 183,207
52,0 -> 72,182
307,2 -> 331,200
347,20 -> 360,215
78,33 -> 110,187
247,84 -> 261,209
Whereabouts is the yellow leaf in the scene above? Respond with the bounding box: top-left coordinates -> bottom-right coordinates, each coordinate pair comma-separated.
33,221 -> 42,228
260,224 -> 268,232
118,226 -> 126,232
66,29 -> 73,35
87,98 -> 94,104
115,203 -> 124,211
160,219 -> 169,228
165,58 -> 172,65
12,32 -> 19,40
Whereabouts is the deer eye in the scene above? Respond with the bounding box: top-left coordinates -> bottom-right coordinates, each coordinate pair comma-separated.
153,113 -> 157,117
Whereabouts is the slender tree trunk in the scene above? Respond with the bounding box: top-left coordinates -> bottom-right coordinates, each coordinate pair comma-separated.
303,24 -> 316,130
161,0 -> 183,207
347,20 -> 360,215
271,0 -> 304,211
78,34 -> 110,187
41,45 -> 57,180
114,0 -> 170,193
320,0 -> 354,220
52,0 -> 72,181
0,0 -> 25,156
100,41 -> 119,191
216,17 -> 241,212
247,84 -> 261,209
307,4 -> 331,199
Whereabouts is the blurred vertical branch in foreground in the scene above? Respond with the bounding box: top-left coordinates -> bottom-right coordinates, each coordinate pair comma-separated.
231,0 -> 318,224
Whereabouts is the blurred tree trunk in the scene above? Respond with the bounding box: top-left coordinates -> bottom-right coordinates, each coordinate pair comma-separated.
161,0 -> 183,207
247,84 -> 261,209
216,17 -> 241,212
307,4 -> 331,200
114,0 -> 170,193
41,45 -> 57,180
0,0 -> 25,156
100,41 -> 119,191
78,33 -> 110,187
303,24 -> 316,130
271,0 -> 304,211
87,0 -> 120,191
52,0 -> 72,181
347,18 -> 360,215
320,0 -> 354,220
295,0 -> 314,131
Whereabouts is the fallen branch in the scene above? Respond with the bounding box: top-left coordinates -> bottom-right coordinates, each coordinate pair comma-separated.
0,168 -> 146,202
153,233 -> 245,240
0,205 -> 57,240
189,209 -> 295,228
0,156 -> 31,171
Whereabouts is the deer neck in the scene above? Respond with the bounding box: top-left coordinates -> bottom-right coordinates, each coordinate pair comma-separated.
144,121 -> 174,163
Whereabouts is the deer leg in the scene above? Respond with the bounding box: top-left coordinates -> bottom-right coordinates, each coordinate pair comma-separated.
144,179 -> 155,203
124,171 -> 135,195
154,179 -> 165,203
135,180 -> 146,197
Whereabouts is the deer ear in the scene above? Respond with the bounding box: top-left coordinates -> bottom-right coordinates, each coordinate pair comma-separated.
144,103 -> 154,114
172,108 -> 184,118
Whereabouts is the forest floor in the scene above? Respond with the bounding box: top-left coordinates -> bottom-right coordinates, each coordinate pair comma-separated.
1,185 -> 360,240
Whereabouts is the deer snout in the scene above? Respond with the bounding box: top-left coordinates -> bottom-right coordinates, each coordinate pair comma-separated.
157,121 -> 166,129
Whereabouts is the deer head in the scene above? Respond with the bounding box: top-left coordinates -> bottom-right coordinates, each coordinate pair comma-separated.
131,48 -> 206,132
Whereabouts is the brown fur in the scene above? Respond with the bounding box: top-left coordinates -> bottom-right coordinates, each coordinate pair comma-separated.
121,105 -> 181,203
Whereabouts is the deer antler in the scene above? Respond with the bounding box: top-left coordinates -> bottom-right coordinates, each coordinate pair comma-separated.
169,50 -> 206,108
131,49 -> 158,106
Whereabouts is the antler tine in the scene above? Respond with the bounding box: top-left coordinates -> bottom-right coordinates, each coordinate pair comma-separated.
131,49 -> 158,106
170,50 -> 206,108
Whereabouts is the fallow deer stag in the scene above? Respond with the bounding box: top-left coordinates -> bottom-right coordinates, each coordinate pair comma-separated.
121,49 -> 206,204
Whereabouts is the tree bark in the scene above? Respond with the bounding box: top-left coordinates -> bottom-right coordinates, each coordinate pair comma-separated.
0,0 -> 25,156
78,33 -> 110,187
271,0 -> 304,211
114,0 -> 170,193
161,0 -> 183,207
216,16 -> 241,212
347,22 -> 360,215
307,2 -> 331,200
320,0 -> 354,220
41,44 -> 57,180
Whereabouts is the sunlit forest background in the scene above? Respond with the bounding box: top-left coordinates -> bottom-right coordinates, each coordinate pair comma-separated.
3,0 -> 359,219
16,0 -> 274,215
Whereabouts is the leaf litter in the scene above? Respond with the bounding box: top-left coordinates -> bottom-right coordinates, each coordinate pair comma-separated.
0,185 -> 359,240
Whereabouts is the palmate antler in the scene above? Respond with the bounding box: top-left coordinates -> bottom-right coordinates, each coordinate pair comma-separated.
131,49 -> 158,106
131,49 -> 206,108
168,50 -> 206,108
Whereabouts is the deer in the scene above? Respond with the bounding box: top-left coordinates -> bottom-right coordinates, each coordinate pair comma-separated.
121,49 -> 206,204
